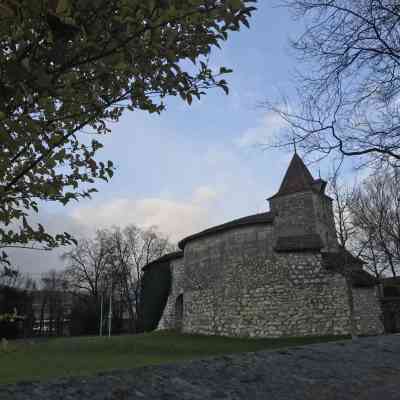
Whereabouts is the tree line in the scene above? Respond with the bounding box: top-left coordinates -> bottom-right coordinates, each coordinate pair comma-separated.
0,224 -> 174,339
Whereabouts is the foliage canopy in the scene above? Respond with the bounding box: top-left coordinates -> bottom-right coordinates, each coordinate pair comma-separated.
0,0 -> 256,262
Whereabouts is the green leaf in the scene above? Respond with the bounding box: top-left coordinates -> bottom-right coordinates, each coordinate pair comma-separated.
0,0 -> 255,252
229,0 -> 243,10
219,67 -> 233,74
56,0 -> 71,16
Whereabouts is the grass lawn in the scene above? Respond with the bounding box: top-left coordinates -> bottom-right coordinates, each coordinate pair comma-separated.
0,331 -> 349,384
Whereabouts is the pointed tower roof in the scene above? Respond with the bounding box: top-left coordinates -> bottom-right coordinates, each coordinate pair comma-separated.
269,153 -> 316,199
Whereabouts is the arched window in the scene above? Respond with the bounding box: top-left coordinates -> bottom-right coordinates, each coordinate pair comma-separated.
175,294 -> 183,330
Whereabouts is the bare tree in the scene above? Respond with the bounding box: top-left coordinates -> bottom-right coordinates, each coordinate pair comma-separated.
264,1 -> 400,168
325,170 -> 391,280
351,168 -> 400,278
62,225 -> 174,333
105,225 -> 174,333
62,233 -> 110,299
327,167 -> 357,249
61,230 -> 117,335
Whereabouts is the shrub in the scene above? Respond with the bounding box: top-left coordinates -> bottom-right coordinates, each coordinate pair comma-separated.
140,262 -> 171,332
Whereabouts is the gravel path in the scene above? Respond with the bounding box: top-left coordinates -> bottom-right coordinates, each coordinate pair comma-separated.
1,335 -> 400,400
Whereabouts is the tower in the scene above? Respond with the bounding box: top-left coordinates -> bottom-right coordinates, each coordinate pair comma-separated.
268,153 -> 338,252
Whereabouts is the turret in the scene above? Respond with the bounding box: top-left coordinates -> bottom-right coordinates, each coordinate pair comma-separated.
268,153 -> 338,252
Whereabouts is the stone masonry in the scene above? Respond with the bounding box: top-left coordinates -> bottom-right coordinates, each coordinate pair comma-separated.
146,153 -> 384,338
158,256 -> 184,330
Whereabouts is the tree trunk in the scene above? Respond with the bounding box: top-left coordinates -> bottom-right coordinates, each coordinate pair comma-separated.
124,285 -> 136,333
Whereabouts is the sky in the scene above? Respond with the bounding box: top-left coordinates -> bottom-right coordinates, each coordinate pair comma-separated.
8,2 -> 354,277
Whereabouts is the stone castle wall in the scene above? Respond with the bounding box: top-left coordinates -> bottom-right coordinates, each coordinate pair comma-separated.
157,222 -> 383,337
182,234 -> 356,337
157,256 -> 184,330
270,192 -> 316,239
312,194 -> 339,251
183,224 -> 274,334
156,192 -> 383,337
353,287 -> 384,335
270,190 -> 338,251
173,222 -> 379,337
181,223 -> 274,336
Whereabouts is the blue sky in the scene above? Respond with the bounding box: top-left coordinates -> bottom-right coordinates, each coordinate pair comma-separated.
10,2 -> 349,275
80,2 -> 300,206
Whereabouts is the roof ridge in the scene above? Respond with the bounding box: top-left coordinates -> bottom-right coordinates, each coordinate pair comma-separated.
178,211 -> 274,249
270,153 -> 316,199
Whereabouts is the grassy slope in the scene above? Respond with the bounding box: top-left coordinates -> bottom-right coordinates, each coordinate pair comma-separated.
0,331 -> 348,384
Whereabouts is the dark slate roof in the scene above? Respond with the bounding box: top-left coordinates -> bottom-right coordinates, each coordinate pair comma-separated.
178,212 -> 274,250
268,153 -> 328,199
322,250 -> 377,287
322,250 -> 365,269
274,234 -> 324,252
269,153 -> 314,198
142,251 -> 183,271
350,269 -> 378,287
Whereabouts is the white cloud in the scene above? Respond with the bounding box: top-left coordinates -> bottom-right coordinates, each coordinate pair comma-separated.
234,111 -> 288,148
70,186 -> 221,243
4,210 -> 91,277
192,186 -> 220,204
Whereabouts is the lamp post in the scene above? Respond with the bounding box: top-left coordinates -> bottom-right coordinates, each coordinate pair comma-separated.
108,276 -> 113,337
99,292 -> 103,337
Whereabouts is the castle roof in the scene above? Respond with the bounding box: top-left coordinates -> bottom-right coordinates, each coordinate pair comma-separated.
142,251 -> 183,271
274,234 -> 324,252
322,249 -> 365,269
269,153 -> 327,199
178,212 -> 274,250
322,249 -> 377,287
